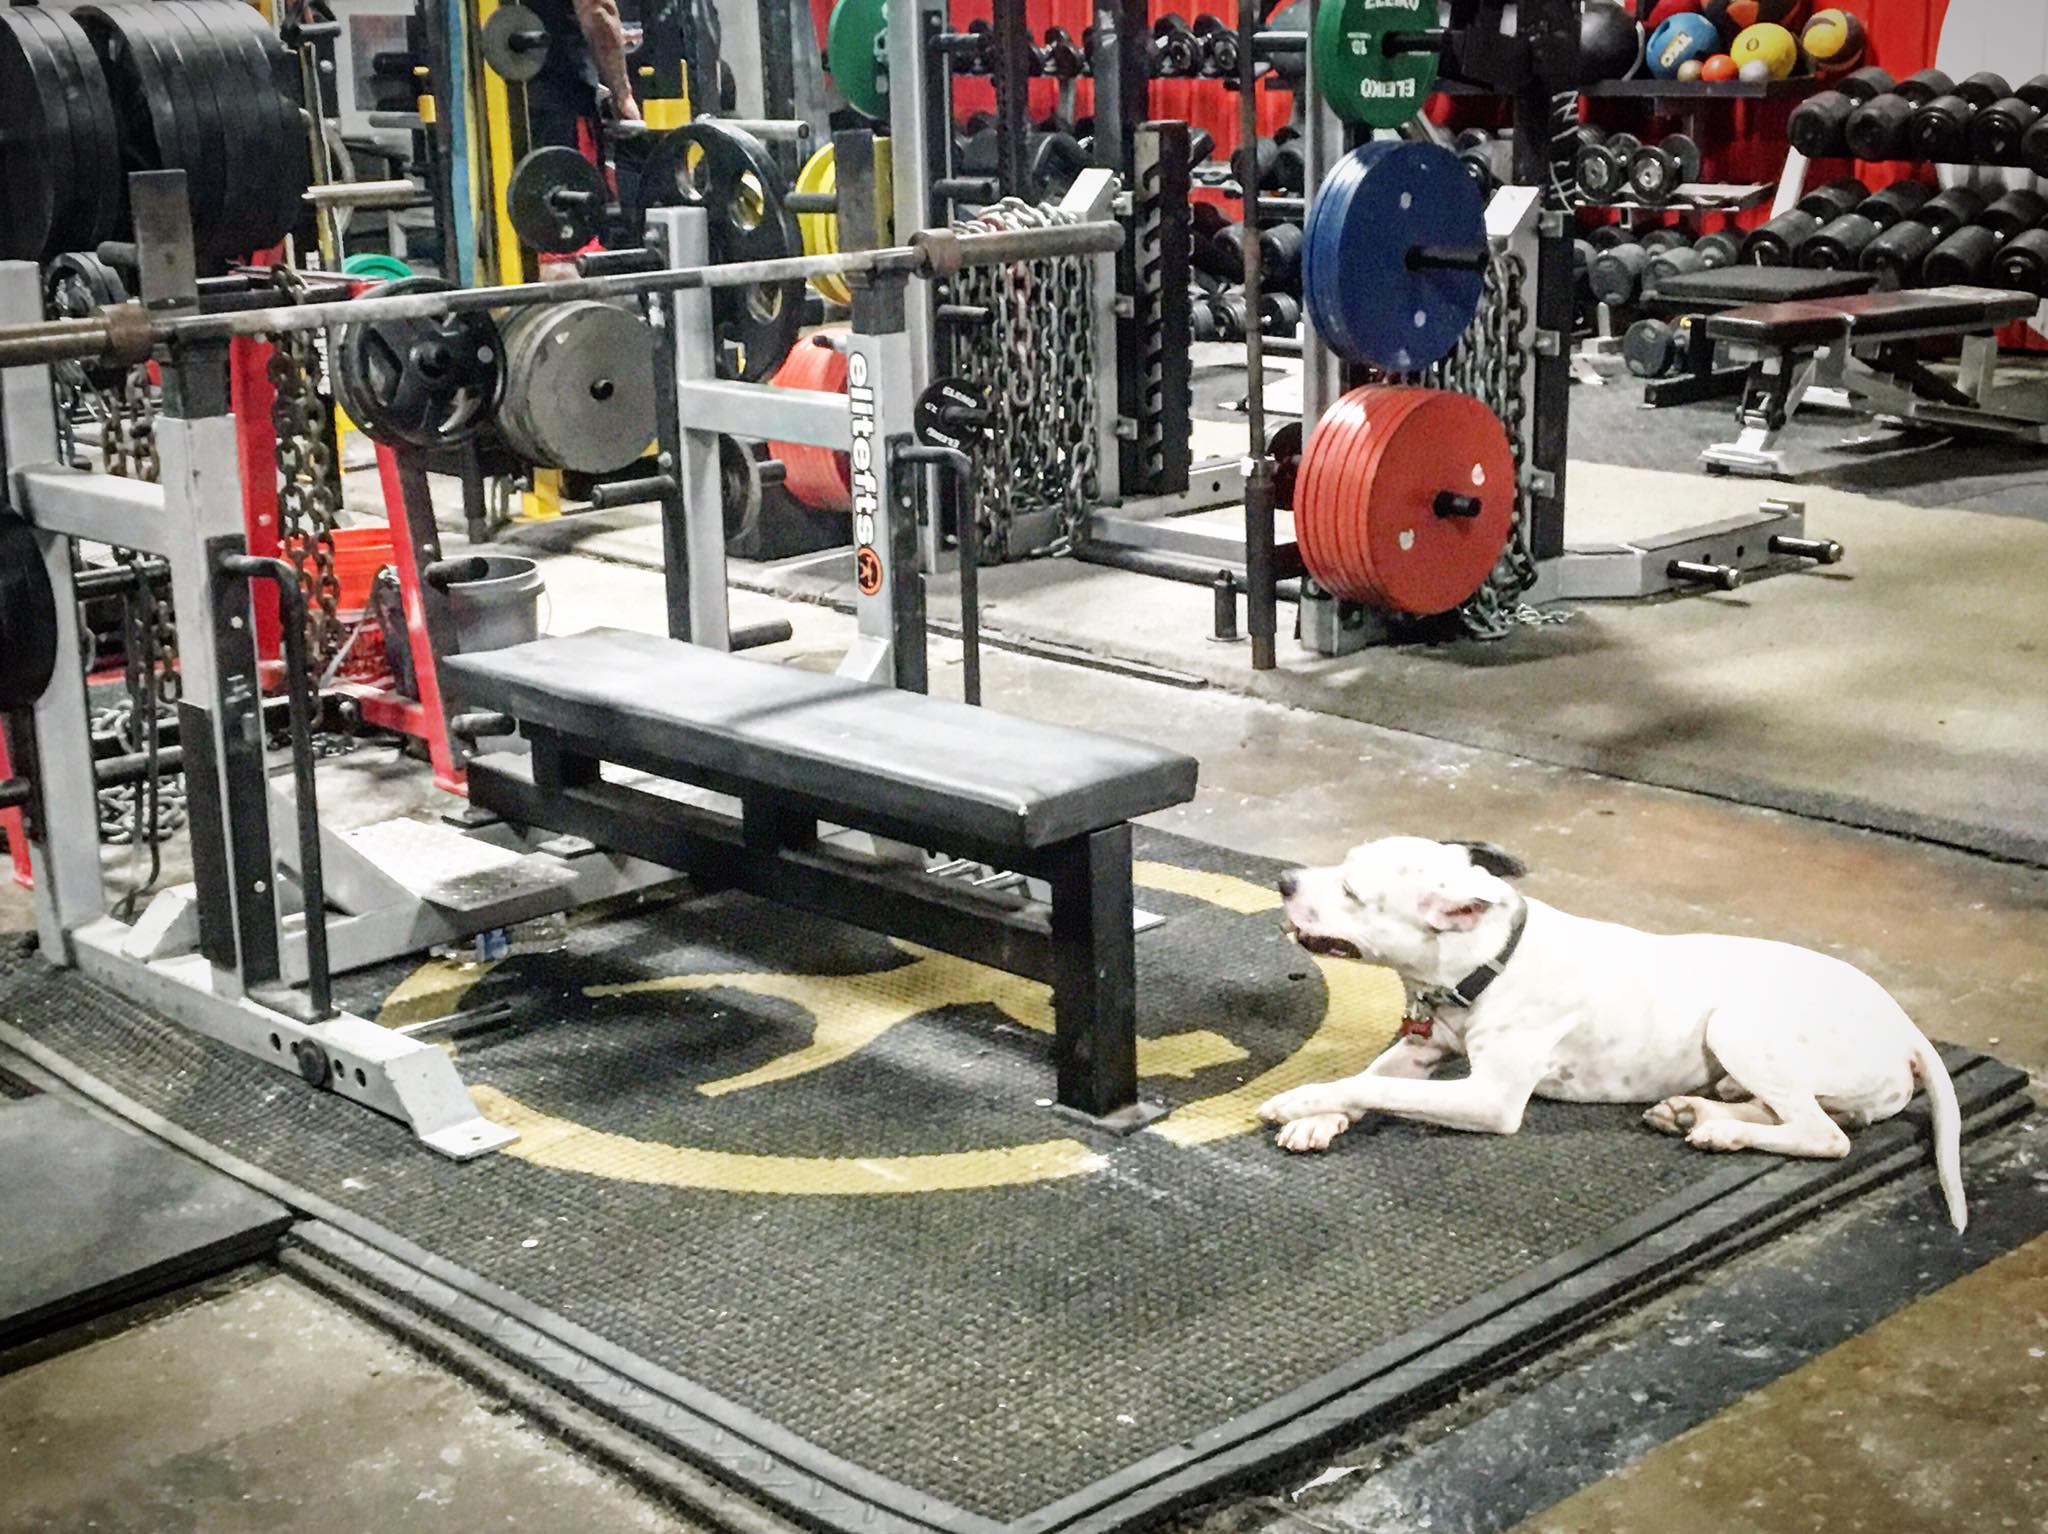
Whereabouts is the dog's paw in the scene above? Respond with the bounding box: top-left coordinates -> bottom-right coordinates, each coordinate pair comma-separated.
1275,1113 -> 1351,1153
1644,1096 -> 1710,1135
1259,1085 -> 1343,1125
1686,1120 -> 1752,1153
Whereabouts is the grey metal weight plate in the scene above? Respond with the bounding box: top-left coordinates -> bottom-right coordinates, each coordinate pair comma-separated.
495,301 -> 657,473
482,4 -> 550,82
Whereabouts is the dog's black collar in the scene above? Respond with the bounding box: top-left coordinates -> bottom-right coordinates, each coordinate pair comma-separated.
1408,901 -> 1529,1025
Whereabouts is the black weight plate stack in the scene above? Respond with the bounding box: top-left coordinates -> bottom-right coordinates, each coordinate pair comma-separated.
1742,209 -> 1821,266
0,12 -> 79,259
1861,219 -> 1938,289
637,121 -> 803,382
1977,189 -> 2048,241
18,7 -> 120,257
202,0 -> 289,252
0,517 -> 59,711
1996,228 -> 2048,295
1856,180 -> 1932,230
77,5 -> 190,238
218,0 -> 313,253
150,4 -> 231,255
1923,224 -> 2001,286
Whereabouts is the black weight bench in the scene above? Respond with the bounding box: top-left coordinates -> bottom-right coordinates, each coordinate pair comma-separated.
1635,267 -> 1878,408
1695,284 -> 2045,476
442,628 -> 1200,1129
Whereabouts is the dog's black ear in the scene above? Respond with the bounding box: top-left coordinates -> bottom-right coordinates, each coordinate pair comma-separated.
1449,840 -> 1528,879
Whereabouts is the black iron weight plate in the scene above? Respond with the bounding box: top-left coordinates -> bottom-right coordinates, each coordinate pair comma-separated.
507,146 -> 609,252
77,7 -> 177,189
202,4 -> 283,250
166,2 -> 260,250
13,8 -> 96,259
47,7 -> 123,252
147,4 -> 230,251
636,121 -> 803,381
0,13 -> 77,259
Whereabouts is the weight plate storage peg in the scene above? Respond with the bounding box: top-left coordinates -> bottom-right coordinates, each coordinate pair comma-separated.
637,121 -> 804,382
1302,140 -> 1485,373
496,301 -> 658,474
331,277 -> 506,450
827,0 -> 890,121
1293,386 -> 1515,616
1313,0 -> 1442,130
508,147 -> 609,252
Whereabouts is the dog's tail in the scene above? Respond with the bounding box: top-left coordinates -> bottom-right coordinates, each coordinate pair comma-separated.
1909,1032 -> 1967,1234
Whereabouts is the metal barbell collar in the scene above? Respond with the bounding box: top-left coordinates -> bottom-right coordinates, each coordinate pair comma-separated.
0,219 -> 1127,369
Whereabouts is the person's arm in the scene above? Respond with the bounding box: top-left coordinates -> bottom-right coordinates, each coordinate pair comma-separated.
570,0 -> 641,121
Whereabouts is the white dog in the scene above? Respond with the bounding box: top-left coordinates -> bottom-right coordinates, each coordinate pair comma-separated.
1259,836 -> 1966,1231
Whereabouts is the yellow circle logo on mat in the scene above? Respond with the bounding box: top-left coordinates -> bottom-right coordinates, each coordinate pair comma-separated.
377,863 -> 1402,1194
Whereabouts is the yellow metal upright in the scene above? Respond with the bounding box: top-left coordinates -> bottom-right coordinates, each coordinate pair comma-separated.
473,0 -> 527,286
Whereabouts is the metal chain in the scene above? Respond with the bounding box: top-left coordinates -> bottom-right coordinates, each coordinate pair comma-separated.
267,272 -> 346,661
943,199 -> 1099,559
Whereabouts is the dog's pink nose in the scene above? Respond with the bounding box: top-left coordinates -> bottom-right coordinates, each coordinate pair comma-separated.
1278,871 -> 1299,900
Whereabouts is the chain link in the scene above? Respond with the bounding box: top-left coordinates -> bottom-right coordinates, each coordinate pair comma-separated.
268,271 -> 346,662
943,199 -> 1099,559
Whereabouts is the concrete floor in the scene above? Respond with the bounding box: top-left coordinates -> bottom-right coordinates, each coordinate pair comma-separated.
4,523 -> 2046,1532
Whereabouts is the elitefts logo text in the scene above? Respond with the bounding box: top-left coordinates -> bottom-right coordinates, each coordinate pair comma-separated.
849,349 -> 882,596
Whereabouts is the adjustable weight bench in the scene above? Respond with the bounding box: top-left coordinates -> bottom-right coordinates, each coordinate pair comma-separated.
442,628 -> 1200,1130
1698,284 -> 2046,477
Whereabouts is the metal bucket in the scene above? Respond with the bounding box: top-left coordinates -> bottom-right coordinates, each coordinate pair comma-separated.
446,555 -> 544,653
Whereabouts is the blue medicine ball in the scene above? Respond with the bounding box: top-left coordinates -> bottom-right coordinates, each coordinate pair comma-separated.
1646,13 -> 1719,78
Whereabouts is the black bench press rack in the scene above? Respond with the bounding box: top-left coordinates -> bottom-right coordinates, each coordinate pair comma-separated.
0,166 -> 1158,1150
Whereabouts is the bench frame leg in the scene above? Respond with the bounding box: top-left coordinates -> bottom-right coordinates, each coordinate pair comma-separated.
1045,824 -> 1164,1135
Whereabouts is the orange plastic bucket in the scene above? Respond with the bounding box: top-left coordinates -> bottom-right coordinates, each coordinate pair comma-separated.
287,526 -> 393,617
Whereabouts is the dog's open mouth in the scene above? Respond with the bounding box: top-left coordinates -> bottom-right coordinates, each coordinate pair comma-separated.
1283,922 -> 1365,961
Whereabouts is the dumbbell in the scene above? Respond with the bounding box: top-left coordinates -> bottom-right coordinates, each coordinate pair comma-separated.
1623,316 -> 1697,379
1272,139 -> 1305,193
1626,135 -> 1701,206
1897,67 -> 1958,101
1797,213 -> 1880,270
1640,228 -> 1690,255
1923,223 -> 2004,286
1995,228 -> 2048,295
1786,66 -> 1888,158
1907,184 -> 1988,238
2024,112 -> 2048,177
1260,291 -> 1301,336
1741,208 -> 1822,265
1861,218 -> 1940,289
1212,291 -> 1251,341
1956,71 -> 2015,108
1647,244 -> 1706,287
1193,15 -> 1239,76
1844,94 -> 1915,160
1261,222 -> 1304,286
1695,230 -> 1742,268
1189,297 -> 1223,342
1856,180 -> 1933,230
1969,78 -> 2048,165
1572,238 -> 1595,292
1589,242 -> 1653,305
1585,222 -> 1638,251
1908,92 -> 1978,162
1798,177 -> 1872,224
1233,138 -> 1279,191
1151,14 -> 1201,77
1977,188 -> 2048,241
1574,132 -> 1641,204
1461,137 -> 1511,199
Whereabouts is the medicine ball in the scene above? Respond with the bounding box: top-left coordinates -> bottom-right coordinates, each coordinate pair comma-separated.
1800,7 -> 1867,74
1580,0 -> 1644,84
1717,0 -> 1808,30
1645,0 -> 1703,29
1647,13 -> 1720,78
1730,21 -> 1800,79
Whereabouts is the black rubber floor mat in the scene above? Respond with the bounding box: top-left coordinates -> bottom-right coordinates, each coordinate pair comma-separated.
0,1093 -> 290,1346
0,831 -> 2027,1533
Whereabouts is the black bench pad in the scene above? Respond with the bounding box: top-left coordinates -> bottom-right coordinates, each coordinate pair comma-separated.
1706,285 -> 2038,346
1654,266 -> 1875,307
443,628 -> 1199,851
